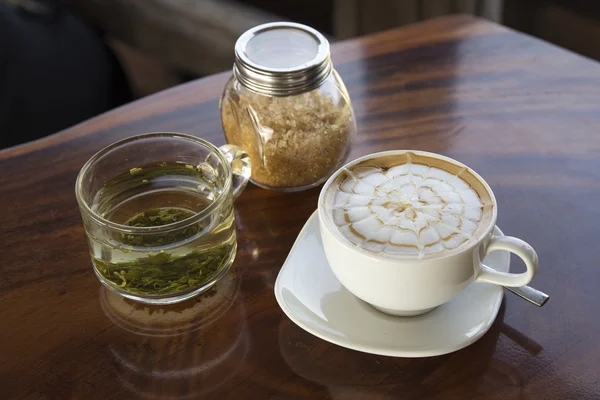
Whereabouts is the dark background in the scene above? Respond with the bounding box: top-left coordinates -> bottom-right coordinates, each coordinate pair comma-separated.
2,0 -> 598,149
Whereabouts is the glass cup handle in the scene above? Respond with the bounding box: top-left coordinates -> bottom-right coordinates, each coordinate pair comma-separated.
219,144 -> 251,199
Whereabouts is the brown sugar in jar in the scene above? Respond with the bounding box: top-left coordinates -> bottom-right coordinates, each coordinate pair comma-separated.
219,22 -> 356,191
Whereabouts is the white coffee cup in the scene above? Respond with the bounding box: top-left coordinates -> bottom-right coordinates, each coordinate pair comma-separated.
318,150 -> 538,316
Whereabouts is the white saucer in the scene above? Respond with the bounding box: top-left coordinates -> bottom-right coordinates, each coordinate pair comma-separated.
274,211 -> 510,358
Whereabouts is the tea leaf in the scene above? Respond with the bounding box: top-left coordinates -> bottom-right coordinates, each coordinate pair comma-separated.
119,208 -> 202,247
94,245 -> 231,296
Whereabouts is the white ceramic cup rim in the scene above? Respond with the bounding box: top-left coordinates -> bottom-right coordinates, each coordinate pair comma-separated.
317,150 -> 499,263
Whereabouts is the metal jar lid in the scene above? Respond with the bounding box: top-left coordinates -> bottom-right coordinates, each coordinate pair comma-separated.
233,22 -> 332,97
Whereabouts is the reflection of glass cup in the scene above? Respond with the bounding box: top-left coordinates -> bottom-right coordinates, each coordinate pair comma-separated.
76,133 -> 250,304
101,272 -> 250,399
100,271 -> 241,336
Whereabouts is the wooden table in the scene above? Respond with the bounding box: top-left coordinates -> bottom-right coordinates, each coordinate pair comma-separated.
1,15 -> 599,399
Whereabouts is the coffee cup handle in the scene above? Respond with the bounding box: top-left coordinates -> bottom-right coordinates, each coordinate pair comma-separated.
219,144 -> 251,199
476,236 -> 538,287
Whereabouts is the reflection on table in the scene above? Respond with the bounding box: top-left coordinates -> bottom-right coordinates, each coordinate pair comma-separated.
100,272 -> 249,399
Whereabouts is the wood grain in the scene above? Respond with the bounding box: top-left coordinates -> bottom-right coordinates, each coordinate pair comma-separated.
1,15 -> 600,399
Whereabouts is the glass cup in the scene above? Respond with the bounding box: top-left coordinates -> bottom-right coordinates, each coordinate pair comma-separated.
75,133 -> 250,304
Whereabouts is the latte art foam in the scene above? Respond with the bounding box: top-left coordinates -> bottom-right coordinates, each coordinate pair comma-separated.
327,153 -> 494,259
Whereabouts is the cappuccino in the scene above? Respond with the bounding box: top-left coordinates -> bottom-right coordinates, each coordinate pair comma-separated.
323,152 -> 495,259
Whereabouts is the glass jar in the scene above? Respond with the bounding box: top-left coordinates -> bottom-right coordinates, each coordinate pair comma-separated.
220,22 -> 357,192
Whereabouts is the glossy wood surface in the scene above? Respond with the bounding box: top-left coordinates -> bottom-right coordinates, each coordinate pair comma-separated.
1,15 -> 599,399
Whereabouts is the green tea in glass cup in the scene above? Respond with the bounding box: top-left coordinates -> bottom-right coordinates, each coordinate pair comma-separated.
75,133 -> 250,304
